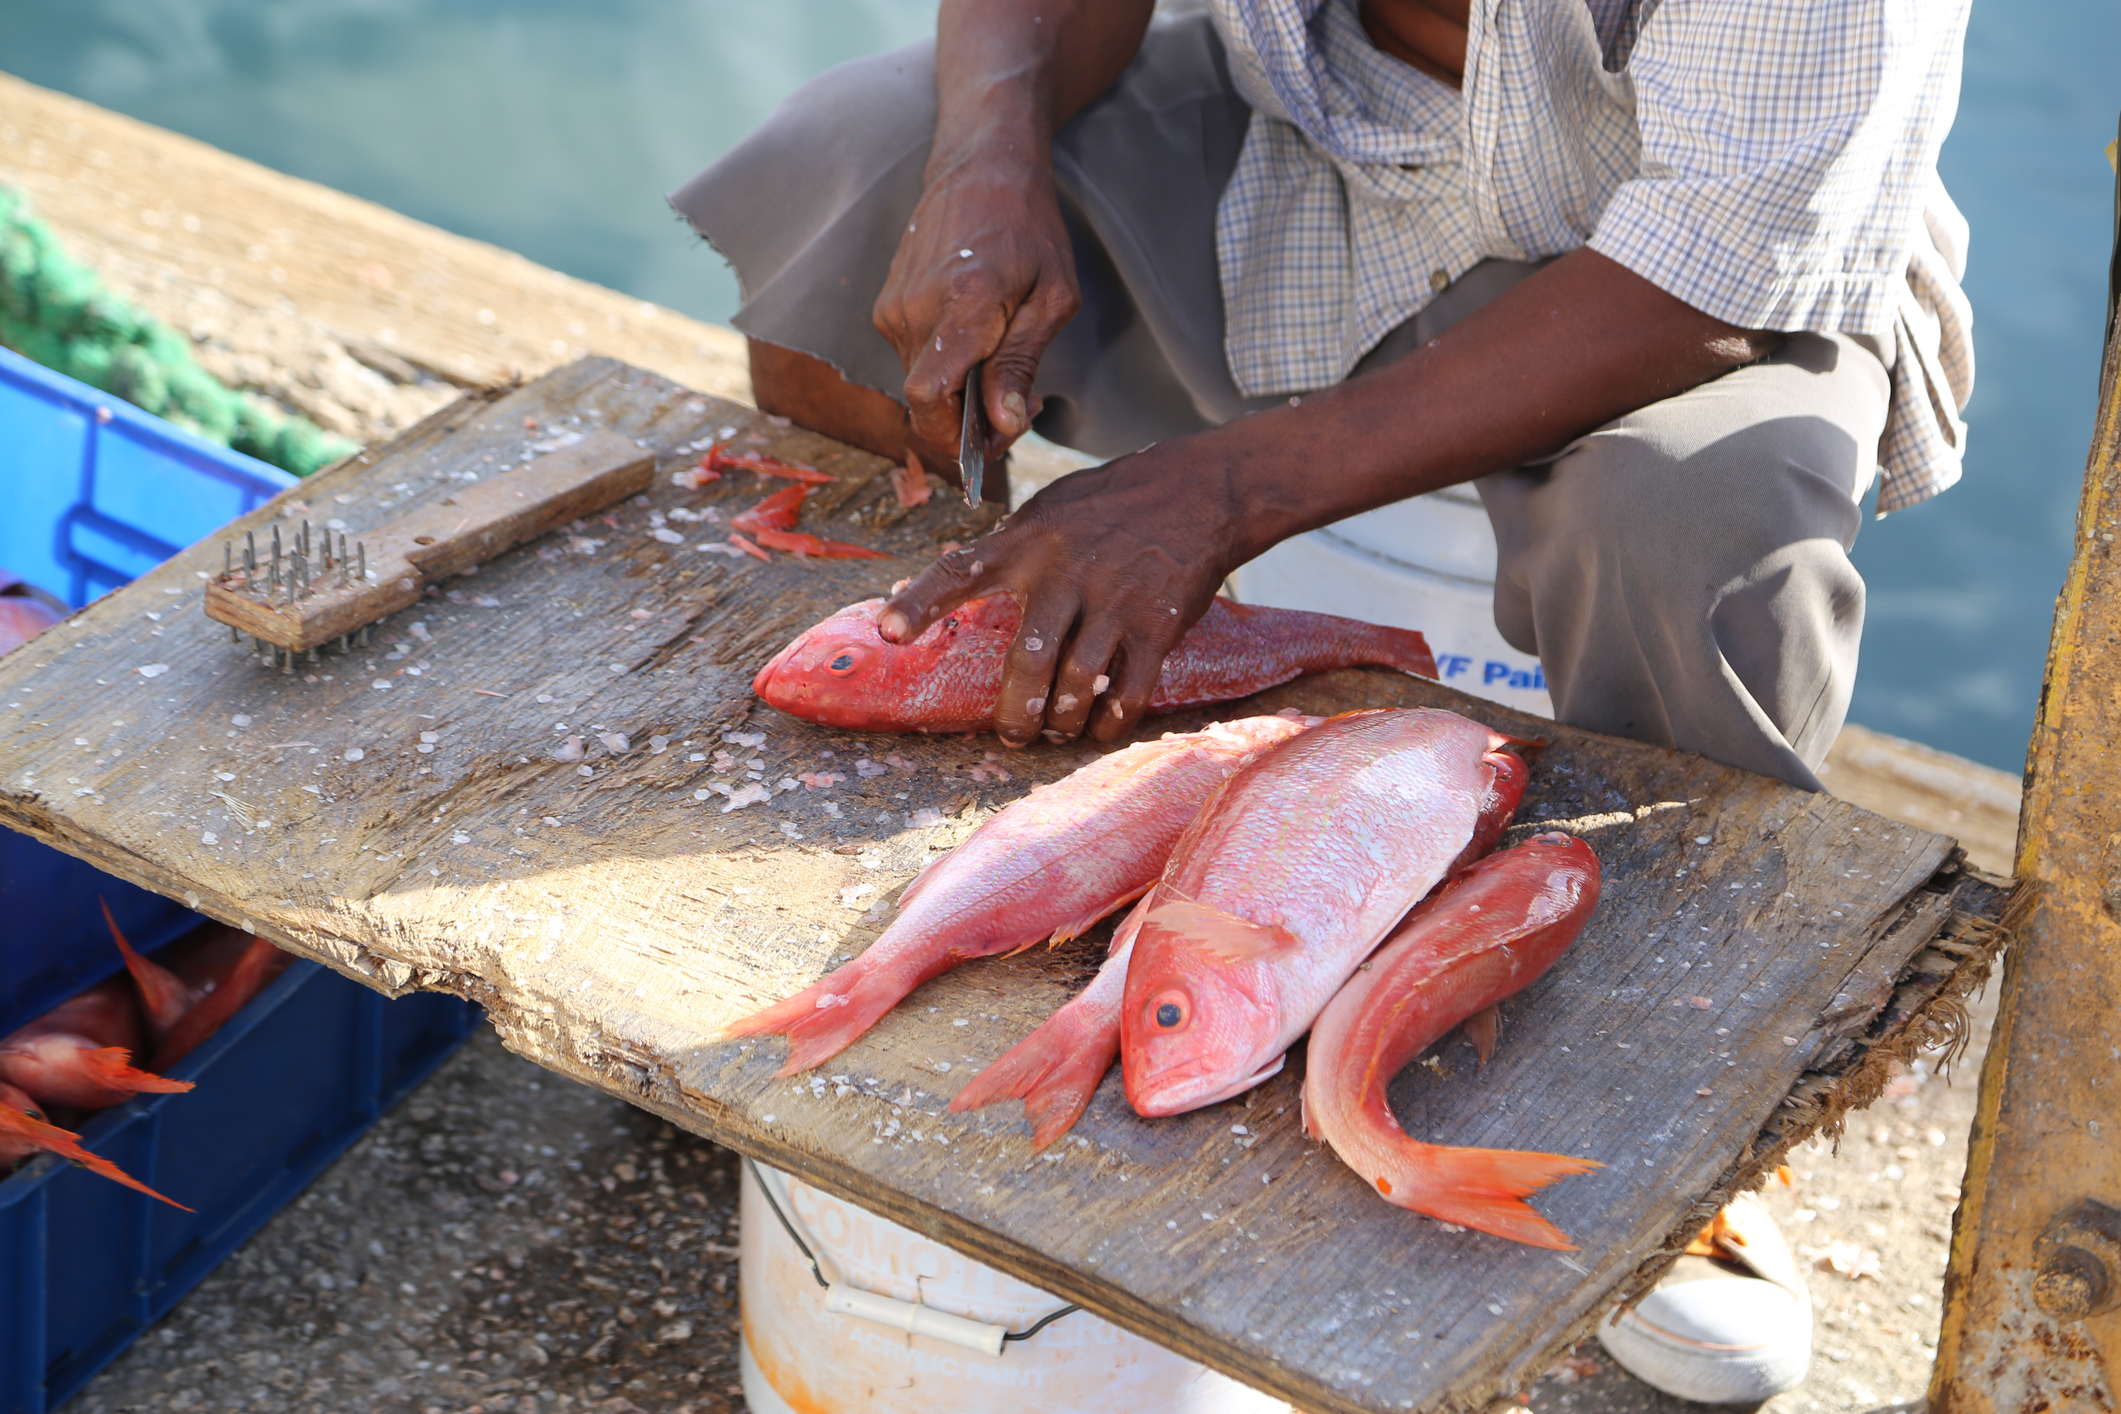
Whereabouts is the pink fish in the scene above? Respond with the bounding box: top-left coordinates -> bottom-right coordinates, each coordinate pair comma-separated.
955,739 -> 1533,1148
0,1079 -> 190,1207
752,596 -> 1437,735
0,594 -> 60,656
1121,709 -> 1532,1117
723,714 -> 1314,1074
1303,833 -> 1603,1249
0,976 -> 195,1111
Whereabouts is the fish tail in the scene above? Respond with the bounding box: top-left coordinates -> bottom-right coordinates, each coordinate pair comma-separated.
0,1104 -> 192,1209
1370,1141 -> 1602,1250
722,960 -> 914,1075
79,1046 -> 195,1096
1368,625 -> 1438,680
950,1007 -> 1121,1150
102,898 -> 191,1036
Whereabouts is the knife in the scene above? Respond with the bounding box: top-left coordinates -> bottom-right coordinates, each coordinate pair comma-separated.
959,360 -> 987,508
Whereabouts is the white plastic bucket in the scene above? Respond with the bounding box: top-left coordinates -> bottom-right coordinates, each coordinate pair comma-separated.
1230,485 -> 1555,718
738,1162 -> 1291,1414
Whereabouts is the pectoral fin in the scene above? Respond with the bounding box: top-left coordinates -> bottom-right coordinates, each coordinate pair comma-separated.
1465,1006 -> 1499,1069
1144,897 -> 1301,964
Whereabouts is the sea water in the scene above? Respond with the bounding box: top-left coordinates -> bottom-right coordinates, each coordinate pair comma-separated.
3,0 -> 2116,772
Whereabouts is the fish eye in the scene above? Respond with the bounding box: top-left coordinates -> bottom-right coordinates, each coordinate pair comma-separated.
825,645 -> 867,677
1148,990 -> 1189,1030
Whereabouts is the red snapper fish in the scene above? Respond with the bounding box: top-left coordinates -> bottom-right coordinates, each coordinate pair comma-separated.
0,596 -> 61,656
152,929 -> 290,1072
1121,709 -> 1531,1117
953,746 -> 1532,1147
0,1079 -> 190,1208
1303,832 -> 1603,1249
752,596 -> 1437,734
0,976 -> 195,1111
104,900 -> 201,1045
723,714 -> 1316,1074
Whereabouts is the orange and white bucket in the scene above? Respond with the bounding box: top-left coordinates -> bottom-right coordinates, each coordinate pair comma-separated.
738,1162 -> 1291,1414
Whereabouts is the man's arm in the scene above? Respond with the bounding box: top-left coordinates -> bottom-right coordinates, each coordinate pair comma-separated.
872,0 -> 1155,466
880,248 -> 1780,746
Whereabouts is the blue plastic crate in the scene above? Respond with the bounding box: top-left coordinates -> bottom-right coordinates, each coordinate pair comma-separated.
0,345 -> 482,1412
0,343 -> 296,1040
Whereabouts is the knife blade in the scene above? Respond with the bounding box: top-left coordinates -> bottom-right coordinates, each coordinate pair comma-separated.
959,360 -> 986,508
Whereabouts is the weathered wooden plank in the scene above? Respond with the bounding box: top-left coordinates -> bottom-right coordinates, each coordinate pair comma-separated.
0,357 -> 1980,1414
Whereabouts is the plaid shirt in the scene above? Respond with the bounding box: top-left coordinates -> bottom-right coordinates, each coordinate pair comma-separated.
1209,0 -> 1974,514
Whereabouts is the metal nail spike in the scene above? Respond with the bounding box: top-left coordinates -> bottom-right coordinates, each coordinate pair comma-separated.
307,646 -> 319,665
339,634 -> 350,653
246,530 -> 257,578
229,623 -> 240,644
223,541 -> 232,578
297,550 -> 308,598
339,533 -> 349,585
358,626 -> 370,648
281,648 -> 294,676
272,524 -> 281,567
357,542 -> 367,582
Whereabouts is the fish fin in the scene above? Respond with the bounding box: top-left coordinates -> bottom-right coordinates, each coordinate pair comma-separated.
892,855 -> 949,913
1047,884 -> 1150,948
1369,1142 -> 1602,1250
78,1046 -> 194,1095
102,899 -> 192,1041
949,1004 -> 1122,1150
721,958 -> 920,1075
1464,1006 -> 1499,1069
1143,898 -> 1300,964
0,1104 -> 191,1209
1377,626 -> 1438,679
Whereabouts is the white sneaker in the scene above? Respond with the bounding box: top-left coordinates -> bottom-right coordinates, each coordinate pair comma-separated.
1596,1192 -> 1813,1403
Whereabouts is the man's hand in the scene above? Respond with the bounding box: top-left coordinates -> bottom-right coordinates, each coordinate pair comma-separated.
872,153 -> 1077,474
870,0 -> 1155,481
881,449 -> 1244,746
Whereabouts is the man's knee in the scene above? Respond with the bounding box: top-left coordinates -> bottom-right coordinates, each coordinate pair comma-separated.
1502,411 -> 1868,611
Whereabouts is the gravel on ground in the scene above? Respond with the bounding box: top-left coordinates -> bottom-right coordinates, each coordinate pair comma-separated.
74,1029 -> 746,1414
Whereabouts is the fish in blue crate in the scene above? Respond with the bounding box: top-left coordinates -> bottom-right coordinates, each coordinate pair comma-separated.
0,901 -> 287,1204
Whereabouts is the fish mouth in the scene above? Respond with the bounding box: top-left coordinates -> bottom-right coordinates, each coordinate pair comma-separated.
1127,1052 -> 1286,1117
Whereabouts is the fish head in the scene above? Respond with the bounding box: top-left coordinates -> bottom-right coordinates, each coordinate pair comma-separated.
751,599 -> 919,729
1121,930 -> 1282,1116
751,595 -> 1020,730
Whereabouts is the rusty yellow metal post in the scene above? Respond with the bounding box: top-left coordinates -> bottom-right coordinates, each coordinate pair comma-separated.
1929,133 -> 2121,1411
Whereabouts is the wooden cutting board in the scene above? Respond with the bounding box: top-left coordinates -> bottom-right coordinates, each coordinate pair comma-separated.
0,357 -> 2005,1414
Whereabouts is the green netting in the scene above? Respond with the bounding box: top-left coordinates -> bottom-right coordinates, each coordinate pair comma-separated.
0,187 -> 358,476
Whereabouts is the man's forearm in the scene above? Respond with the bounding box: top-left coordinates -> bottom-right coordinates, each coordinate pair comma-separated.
1172,249 -> 1783,563
931,0 -> 1154,174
